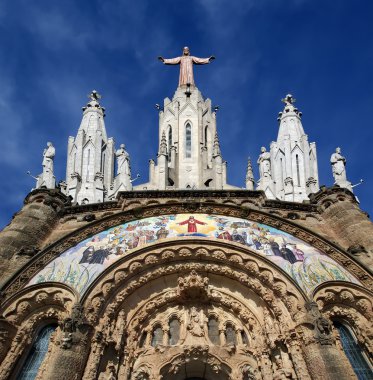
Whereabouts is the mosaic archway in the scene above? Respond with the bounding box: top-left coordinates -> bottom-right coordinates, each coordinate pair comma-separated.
27,214 -> 360,296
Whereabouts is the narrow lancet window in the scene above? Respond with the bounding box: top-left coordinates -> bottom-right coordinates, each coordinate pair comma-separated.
334,322 -> 372,379
185,123 -> 192,158
208,317 -> 219,345
225,324 -> 236,345
168,126 -> 172,150
151,325 -> 163,347
18,324 -> 57,380
296,154 -> 300,186
169,318 -> 180,345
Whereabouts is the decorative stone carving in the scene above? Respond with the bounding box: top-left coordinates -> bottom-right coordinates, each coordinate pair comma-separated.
177,270 -> 209,302
305,302 -> 333,345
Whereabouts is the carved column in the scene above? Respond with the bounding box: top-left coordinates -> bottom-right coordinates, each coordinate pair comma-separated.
162,326 -> 169,346
259,352 -> 273,380
286,337 -> 311,379
82,331 -> 106,380
219,328 -> 226,346
236,328 -> 243,345
0,326 -> 33,379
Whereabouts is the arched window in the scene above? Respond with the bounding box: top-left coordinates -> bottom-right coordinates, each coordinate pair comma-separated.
169,318 -> 180,345
185,123 -> 191,158
208,317 -> 219,345
168,126 -> 172,149
139,331 -> 147,348
296,154 -> 300,186
168,127 -> 172,161
225,324 -> 236,345
18,324 -> 57,380
151,325 -> 163,347
334,322 -> 372,379
241,330 -> 249,345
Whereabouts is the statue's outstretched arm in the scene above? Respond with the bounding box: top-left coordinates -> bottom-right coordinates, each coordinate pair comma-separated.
161,57 -> 181,65
192,56 -> 215,65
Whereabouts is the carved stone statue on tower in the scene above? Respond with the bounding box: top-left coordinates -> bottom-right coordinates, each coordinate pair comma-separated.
158,46 -> 215,87
116,144 -> 130,176
257,146 -> 275,198
331,147 -> 352,191
111,143 -> 132,194
258,147 -> 271,179
36,142 -> 56,189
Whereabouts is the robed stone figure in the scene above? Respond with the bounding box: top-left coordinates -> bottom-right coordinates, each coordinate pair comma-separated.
116,144 -> 130,176
158,47 -> 215,87
330,147 -> 347,183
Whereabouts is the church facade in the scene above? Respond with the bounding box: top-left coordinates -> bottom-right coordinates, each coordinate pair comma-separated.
0,48 -> 372,380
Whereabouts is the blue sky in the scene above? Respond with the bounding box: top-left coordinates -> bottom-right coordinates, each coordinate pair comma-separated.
0,0 -> 372,229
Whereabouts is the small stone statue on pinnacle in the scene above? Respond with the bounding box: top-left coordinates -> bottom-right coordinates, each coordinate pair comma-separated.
330,147 -> 352,191
158,46 -> 215,87
258,147 -> 271,179
36,142 -> 56,189
113,143 -> 132,192
116,144 -> 131,176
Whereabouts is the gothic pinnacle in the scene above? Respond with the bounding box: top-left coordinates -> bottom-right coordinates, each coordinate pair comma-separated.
159,131 -> 168,155
212,131 -> 221,157
245,157 -> 255,190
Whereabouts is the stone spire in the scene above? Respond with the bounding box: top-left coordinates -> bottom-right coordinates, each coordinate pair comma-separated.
245,158 -> 255,190
261,94 -> 319,202
36,142 -> 56,189
65,91 -> 115,204
135,85 -> 237,191
330,147 -> 352,191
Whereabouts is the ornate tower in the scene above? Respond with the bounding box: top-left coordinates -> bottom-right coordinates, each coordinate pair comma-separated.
258,94 -> 319,202
65,91 -> 115,204
135,85 -> 236,190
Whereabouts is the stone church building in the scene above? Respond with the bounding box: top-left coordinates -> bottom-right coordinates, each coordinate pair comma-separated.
0,48 -> 372,380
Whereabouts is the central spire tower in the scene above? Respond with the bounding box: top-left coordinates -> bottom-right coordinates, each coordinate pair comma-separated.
136,47 -> 237,190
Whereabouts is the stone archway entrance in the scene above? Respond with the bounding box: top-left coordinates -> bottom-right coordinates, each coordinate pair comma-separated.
160,358 -> 230,380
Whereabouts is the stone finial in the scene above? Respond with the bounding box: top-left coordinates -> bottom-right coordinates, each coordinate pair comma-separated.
82,90 -> 105,114
281,94 -> 296,106
281,94 -> 302,116
88,90 -> 101,102
246,157 -> 255,190
159,131 -> 168,155
212,131 -> 221,157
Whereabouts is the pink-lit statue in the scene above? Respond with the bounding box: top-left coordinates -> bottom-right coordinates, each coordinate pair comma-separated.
158,46 -> 215,87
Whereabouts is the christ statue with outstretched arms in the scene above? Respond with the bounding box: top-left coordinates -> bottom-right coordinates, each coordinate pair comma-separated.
158,46 -> 215,87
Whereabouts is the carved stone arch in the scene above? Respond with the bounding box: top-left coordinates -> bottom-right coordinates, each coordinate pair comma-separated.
0,282 -> 77,377
2,206 -> 371,301
1,282 -> 78,327
159,350 -> 233,380
80,245 -> 313,379
313,281 -> 373,356
81,241 -> 307,324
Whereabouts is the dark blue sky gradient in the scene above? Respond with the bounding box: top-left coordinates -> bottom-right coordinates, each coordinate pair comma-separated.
0,0 -> 372,228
